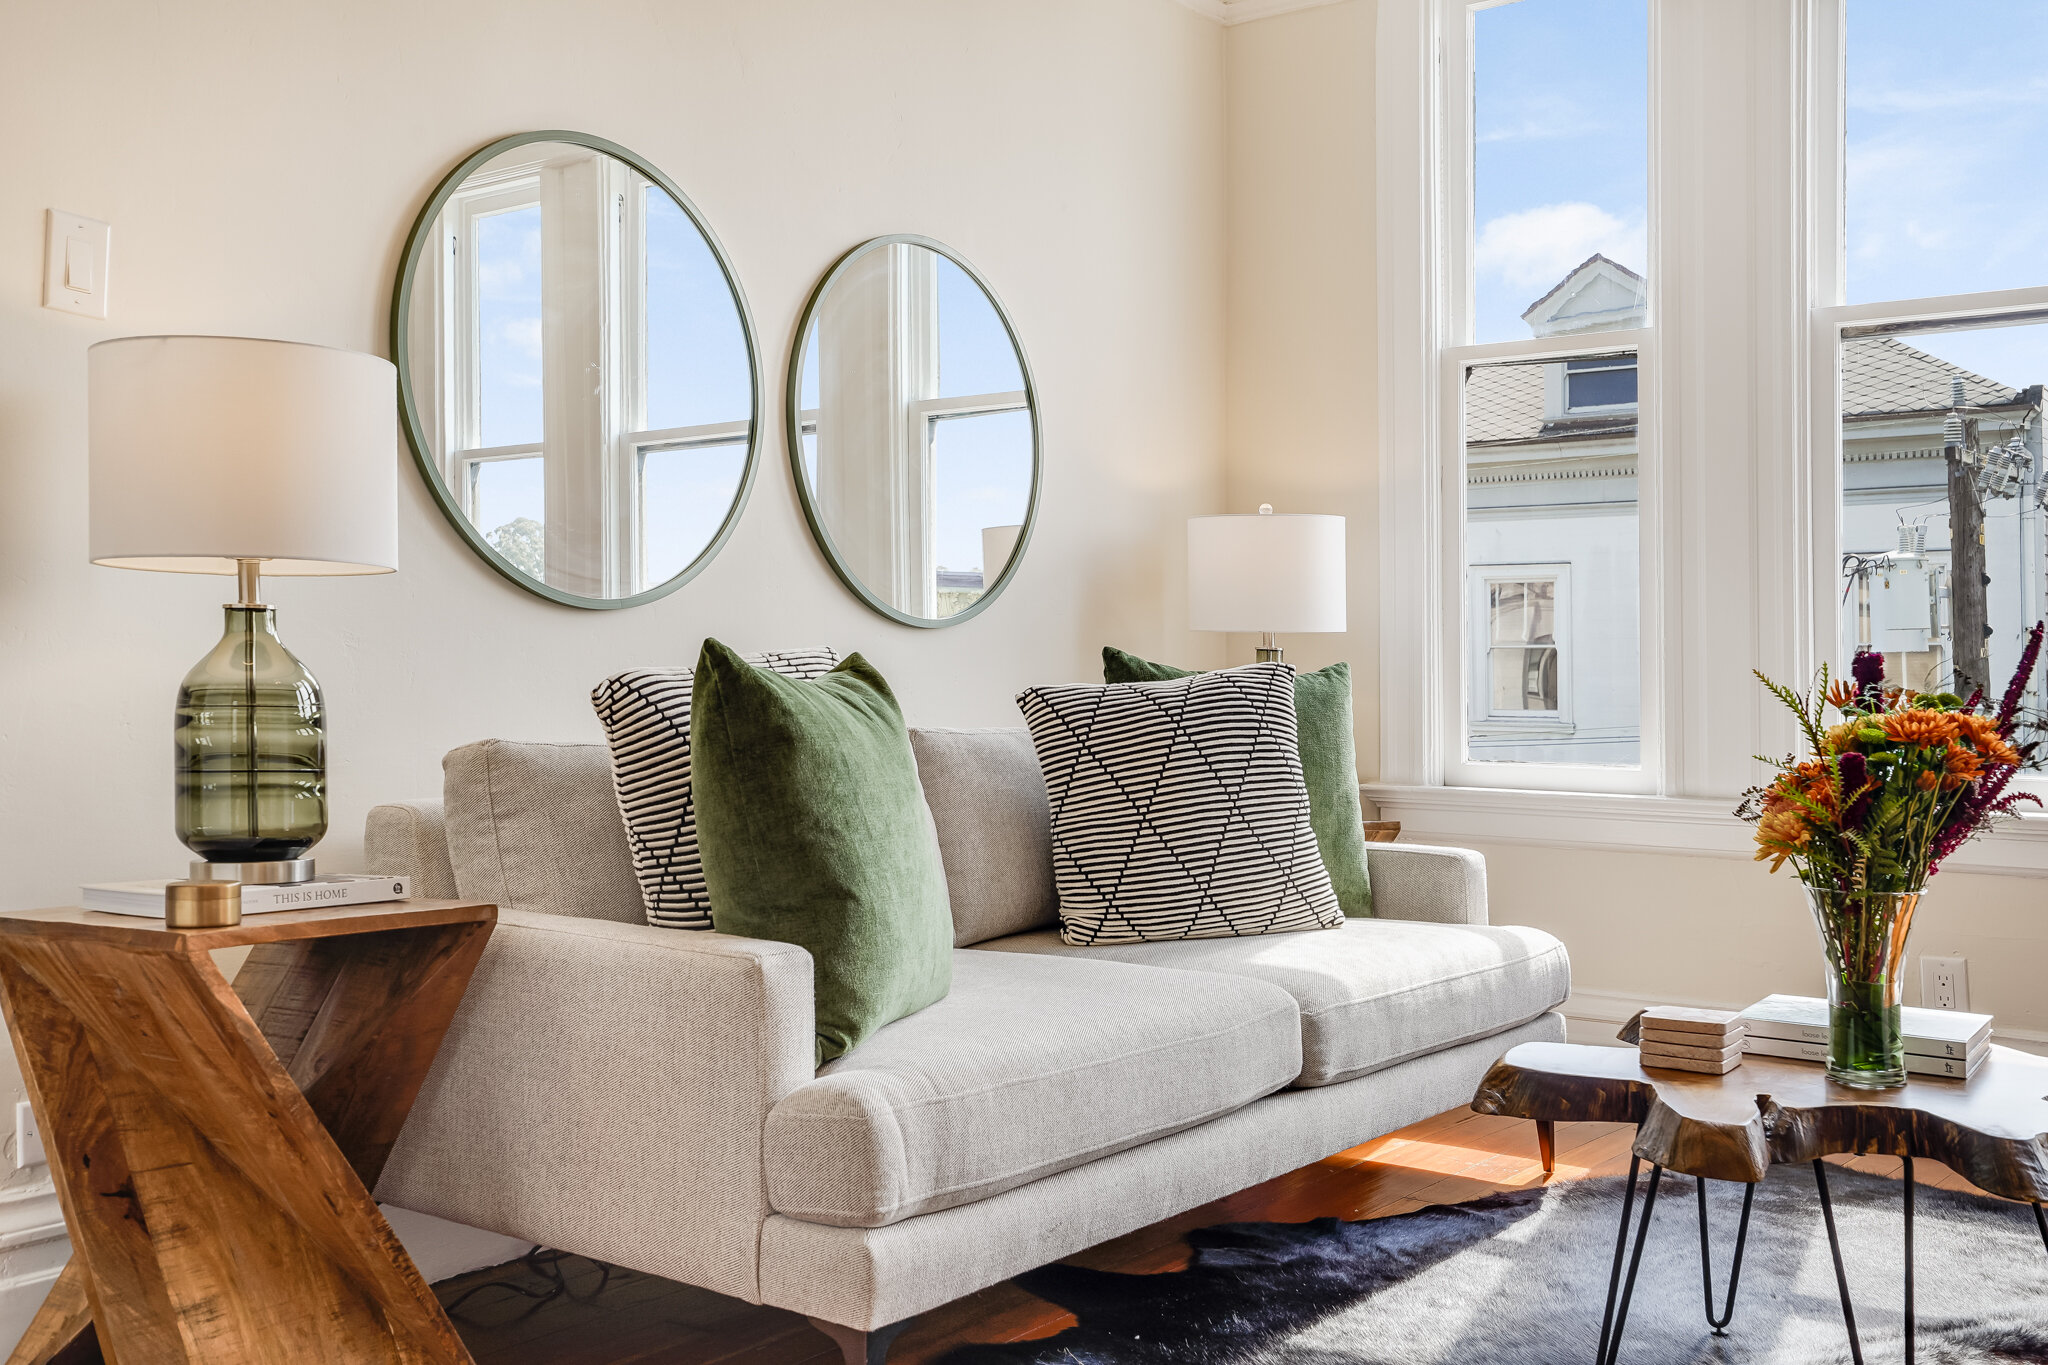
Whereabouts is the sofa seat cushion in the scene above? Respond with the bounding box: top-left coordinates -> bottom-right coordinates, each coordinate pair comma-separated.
976,917 -> 1569,1088
763,949 -> 1300,1229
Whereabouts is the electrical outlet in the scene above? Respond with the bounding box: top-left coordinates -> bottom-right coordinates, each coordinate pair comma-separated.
1920,955 -> 1970,1012
13,1100 -> 43,1170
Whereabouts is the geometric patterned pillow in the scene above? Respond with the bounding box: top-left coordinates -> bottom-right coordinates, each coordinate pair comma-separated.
1014,661 -> 1342,946
591,649 -> 840,929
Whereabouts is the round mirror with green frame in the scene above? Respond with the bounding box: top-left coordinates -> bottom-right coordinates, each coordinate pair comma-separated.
787,235 -> 1042,628
393,131 -> 762,609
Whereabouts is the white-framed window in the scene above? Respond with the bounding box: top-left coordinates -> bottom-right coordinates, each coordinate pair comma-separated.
1471,564 -> 1569,727
795,245 -> 1030,619
1372,0 -> 2048,866
1433,0 -> 1654,794
1812,0 -> 2048,739
417,147 -> 750,597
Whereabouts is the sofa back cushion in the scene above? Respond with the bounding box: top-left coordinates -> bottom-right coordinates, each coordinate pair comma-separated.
908,727 -> 1059,946
442,740 -> 643,923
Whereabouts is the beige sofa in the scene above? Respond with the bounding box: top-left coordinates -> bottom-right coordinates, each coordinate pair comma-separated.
366,728 -> 1569,1363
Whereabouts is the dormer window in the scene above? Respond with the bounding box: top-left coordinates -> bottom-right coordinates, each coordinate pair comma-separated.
1564,356 -> 1638,412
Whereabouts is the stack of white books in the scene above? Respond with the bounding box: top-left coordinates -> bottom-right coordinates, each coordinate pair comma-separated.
1737,993 -> 1993,1080
82,874 -> 411,918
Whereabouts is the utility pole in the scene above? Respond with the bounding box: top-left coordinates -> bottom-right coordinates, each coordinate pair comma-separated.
1946,377 -> 1992,696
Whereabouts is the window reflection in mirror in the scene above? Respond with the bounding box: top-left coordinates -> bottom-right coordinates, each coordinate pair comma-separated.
793,241 -> 1036,623
400,136 -> 755,604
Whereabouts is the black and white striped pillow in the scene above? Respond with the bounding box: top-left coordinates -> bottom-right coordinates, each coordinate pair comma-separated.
1015,662 -> 1342,946
592,649 -> 840,929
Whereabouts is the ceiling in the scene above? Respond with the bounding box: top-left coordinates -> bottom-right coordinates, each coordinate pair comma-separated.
1173,0 -> 1346,25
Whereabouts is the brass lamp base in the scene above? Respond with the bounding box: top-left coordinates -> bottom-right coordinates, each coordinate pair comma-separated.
191,858 -> 315,887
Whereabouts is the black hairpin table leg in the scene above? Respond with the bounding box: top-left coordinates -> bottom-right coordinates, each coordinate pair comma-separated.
1595,1155 -> 1642,1365
1902,1155 -> 1916,1365
1598,1163 -> 1663,1365
1696,1176 -> 1755,1336
1813,1159 -> 1866,1365
2035,1201 -> 2047,1257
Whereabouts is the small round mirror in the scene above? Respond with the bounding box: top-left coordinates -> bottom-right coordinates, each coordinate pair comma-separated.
395,132 -> 760,607
788,236 -> 1040,626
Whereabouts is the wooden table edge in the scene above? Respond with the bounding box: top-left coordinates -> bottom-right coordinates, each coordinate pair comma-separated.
0,899 -> 497,951
1473,1040 -> 2048,1202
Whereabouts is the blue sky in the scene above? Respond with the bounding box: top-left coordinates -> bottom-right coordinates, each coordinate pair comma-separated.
1474,0 -> 2048,394
1846,0 -> 2048,391
1471,0 -> 1647,343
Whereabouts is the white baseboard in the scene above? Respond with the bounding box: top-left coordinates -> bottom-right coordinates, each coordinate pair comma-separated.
0,1185 -> 71,1356
0,1267 -> 62,1354
1565,988 -> 2048,1056
380,1205 -> 532,1284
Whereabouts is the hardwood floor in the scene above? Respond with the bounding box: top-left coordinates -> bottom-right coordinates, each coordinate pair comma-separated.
438,1106 -> 1993,1365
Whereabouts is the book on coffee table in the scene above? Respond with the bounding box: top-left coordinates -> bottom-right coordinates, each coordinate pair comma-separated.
1741,1033 -> 1986,1080
82,874 -> 411,918
1738,994 -> 1992,1075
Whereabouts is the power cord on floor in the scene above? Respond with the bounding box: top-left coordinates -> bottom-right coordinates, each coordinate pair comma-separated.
440,1246 -> 619,1324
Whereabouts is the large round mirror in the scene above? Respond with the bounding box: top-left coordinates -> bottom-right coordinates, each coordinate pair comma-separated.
788,236 -> 1040,626
395,132 -> 760,607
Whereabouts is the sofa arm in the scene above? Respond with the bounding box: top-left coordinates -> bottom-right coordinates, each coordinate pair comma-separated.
375,910 -> 815,1304
365,800 -> 459,899
1366,843 -> 1488,925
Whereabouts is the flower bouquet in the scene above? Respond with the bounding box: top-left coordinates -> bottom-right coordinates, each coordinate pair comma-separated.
1738,625 -> 2043,1088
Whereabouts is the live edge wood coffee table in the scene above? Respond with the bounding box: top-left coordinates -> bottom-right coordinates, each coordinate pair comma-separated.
0,899 -> 496,1365
1473,1040 -> 2048,1365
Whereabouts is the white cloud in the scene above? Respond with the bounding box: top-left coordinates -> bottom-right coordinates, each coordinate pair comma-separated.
497,317 -> 542,363
1475,94 -> 1606,145
1475,202 -> 1646,294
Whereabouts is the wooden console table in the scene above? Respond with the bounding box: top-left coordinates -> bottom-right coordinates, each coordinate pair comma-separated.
1474,1040 -> 2048,1365
0,899 -> 496,1365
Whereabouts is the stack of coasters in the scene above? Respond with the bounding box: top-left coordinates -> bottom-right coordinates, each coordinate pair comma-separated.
1637,1006 -> 1745,1074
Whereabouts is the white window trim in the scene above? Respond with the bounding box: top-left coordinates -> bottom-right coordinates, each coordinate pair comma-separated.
1374,0 -> 2048,867
1412,0 -> 1662,797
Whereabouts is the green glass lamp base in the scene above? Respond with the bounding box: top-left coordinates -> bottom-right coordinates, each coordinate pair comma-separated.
174,603 -> 328,865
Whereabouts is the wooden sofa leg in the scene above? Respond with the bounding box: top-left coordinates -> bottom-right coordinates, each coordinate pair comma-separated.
807,1316 -> 911,1365
1536,1118 -> 1556,1177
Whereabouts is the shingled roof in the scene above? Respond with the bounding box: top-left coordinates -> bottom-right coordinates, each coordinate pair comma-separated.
1466,337 -> 2025,447
1841,336 -> 2018,417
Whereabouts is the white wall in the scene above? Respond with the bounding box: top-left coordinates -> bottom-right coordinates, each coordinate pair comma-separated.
0,0 -> 1227,1332
1227,0 -> 2048,1055
1223,0 -> 1378,727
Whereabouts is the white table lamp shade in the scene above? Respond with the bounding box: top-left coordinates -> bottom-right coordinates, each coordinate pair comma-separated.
89,335 -> 399,575
1188,510 -> 1346,633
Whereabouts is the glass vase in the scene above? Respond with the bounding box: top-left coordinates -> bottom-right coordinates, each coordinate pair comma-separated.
173,606 -> 327,862
1805,887 -> 1919,1089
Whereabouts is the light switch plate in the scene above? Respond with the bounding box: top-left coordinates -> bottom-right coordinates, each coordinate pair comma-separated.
43,209 -> 110,319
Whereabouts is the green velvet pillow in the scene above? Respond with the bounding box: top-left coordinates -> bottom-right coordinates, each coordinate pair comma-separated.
691,639 -> 953,1064
1102,645 -> 1373,917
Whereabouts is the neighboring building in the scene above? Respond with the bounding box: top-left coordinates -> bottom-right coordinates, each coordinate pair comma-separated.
1468,255 -> 2045,766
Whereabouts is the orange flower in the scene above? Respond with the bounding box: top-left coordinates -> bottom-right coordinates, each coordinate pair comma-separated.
1955,714 -> 2023,766
1880,710 -> 1959,747
1754,807 -> 1810,872
1941,743 -> 1985,791
1826,680 -> 1860,710
1917,769 -> 1942,792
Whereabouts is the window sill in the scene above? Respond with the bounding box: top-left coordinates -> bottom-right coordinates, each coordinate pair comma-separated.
1360,782 -> 2048,877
